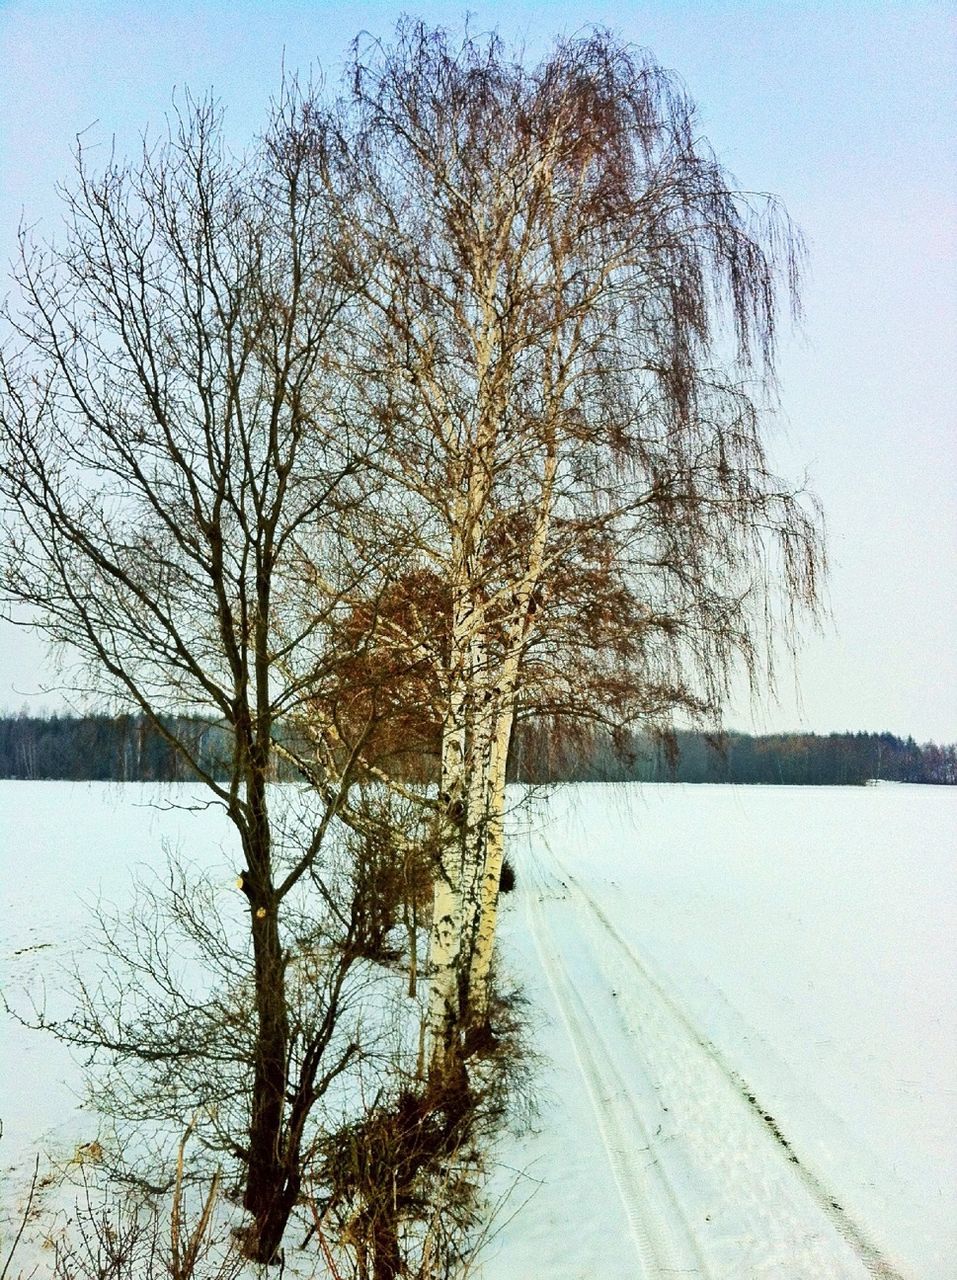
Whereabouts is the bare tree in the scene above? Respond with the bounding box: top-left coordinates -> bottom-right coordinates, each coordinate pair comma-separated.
0,85 -> 391,1262
337,22 -> 824,1075
1,25 -> 827,1268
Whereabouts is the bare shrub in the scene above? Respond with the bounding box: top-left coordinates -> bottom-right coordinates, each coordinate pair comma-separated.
309,981 -> 537,1280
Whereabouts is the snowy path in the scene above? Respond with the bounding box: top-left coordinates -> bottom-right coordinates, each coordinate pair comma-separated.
482,779 -> 953,1280
526,867 -> 713,1278
520,838 -> 905,1279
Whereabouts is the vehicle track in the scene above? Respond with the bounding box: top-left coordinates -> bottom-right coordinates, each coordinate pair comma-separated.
528,884 -> 712,1278
521,838 -> 909,1280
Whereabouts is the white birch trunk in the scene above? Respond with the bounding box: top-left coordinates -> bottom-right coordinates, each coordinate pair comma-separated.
463,437 -> 557,1022
425,583 -> 470,1071
427,617 -> 497,1069
425,296 -> 500,1070
465,700 -> 514,1021
457,622 -> 496,959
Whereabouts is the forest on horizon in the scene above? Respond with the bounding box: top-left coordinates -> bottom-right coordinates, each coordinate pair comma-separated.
1,711 -> 953,787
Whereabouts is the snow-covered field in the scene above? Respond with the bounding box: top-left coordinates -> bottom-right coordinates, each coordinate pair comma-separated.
2,781 -> 954,1278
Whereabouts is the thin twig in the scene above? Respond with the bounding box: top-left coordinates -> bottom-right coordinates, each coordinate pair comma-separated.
0,1154 -> 40,1280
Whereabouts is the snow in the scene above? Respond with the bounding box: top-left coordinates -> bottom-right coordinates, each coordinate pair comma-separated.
1,783 -> 240,1176
487,783 -> 957,1280
2,780 -> 955,1278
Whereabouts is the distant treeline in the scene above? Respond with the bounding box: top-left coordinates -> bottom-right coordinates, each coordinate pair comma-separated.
0,713 -> 233,782
1,712 -> 955,786
510,724 -> 957,786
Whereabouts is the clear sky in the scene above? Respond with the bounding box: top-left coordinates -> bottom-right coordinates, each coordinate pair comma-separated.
1,0 -> 955,741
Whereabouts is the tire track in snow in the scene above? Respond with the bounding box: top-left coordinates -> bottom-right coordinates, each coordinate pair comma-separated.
534,840 -> 908,1280
525,851 -> 836,1277
527,883 -> 711,1279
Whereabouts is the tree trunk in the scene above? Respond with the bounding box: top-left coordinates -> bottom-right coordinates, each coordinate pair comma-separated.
240,769 -> 292,1263
248,1170 -> 298,1267
466,704 -> 514,1023
243,899 -> 290,1256
426,669 -> 468,1075
428,615 -> 501,1074
456,666 -> 497,1023
403,890 -> 418,999
371,1211 -> 402,1280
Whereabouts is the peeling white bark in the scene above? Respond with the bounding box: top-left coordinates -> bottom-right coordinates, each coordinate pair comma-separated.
466,702 -> 513,1020
426,603 -> 469,1066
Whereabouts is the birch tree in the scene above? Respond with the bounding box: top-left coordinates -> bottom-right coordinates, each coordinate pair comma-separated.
341,23 -> 824,1075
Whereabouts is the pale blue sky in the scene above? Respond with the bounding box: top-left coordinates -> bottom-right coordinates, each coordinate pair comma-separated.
1,1 -> 955,740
